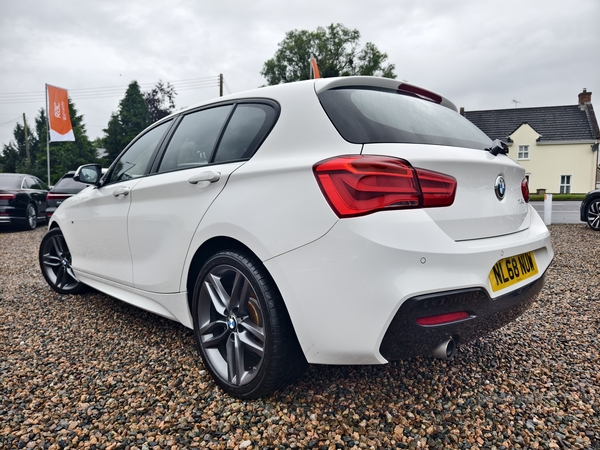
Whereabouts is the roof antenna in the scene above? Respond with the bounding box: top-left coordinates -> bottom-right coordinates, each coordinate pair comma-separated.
512,99 -> 521,108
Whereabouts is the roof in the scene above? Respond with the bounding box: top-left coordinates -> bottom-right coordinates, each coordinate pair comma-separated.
464,104 -> 599,143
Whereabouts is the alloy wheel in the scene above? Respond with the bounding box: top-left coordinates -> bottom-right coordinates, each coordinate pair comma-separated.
40,231 -> 82,292
587,200 -> 600,230
196,264 -> 265,386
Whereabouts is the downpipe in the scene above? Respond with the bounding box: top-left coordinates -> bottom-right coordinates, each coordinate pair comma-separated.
432,338 -> 456,360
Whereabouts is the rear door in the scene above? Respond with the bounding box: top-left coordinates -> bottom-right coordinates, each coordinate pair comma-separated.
128,102 -> 278,293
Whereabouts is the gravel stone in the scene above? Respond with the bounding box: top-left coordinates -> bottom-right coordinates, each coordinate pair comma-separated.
1,224 -> 599,449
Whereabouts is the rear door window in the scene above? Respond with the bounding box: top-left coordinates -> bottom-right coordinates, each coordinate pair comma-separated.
318,88 -> 492,150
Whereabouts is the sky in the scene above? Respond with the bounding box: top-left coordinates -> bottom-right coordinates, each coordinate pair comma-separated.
1,0 -> 599,149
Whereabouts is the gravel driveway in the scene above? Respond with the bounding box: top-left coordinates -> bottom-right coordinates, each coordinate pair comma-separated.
1,225 -> 598,449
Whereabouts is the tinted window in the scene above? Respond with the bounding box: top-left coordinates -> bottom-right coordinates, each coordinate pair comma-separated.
108,120 -> 171,183
158,106 -> 232,173
0,176 -> 21,189
213,104 -> 275,163
29,177 -> 48,190
54,175 -> 86,190
319,88 -> 492,150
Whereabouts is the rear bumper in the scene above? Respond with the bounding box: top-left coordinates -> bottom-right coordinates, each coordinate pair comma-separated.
379,274 -> 545,360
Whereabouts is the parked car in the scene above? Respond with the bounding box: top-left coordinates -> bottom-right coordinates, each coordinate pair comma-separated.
580,188 -> 600,230
0,173 -> 48,230
39,76 -> 554,398
46,171 -> 92,219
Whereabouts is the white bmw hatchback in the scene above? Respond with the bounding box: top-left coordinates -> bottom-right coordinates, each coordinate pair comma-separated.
40,77 -> 553,398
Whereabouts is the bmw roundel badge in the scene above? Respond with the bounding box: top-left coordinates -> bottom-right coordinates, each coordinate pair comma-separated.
495,175 -> 506,200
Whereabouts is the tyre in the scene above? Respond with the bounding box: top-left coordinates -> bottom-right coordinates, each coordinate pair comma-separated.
39,228 -> 89,294
23,203 -> 37,230
586,199 -> 600,231
192,250 -> 307,398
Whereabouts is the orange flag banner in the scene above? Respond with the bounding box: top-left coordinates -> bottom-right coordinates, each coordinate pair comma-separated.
46,84 -> 75,142
310,55 -> 321,79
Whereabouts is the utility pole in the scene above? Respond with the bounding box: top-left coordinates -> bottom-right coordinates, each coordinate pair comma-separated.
23,113 -> 31,162
219,73 -> 223,97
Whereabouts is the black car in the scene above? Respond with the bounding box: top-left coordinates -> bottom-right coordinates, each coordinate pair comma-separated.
46,171 -> 90,219
0,173 -> 49,230
580,188 -> 600,231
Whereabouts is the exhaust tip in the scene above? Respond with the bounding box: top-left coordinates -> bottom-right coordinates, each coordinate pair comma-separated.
433,338 -> 455,360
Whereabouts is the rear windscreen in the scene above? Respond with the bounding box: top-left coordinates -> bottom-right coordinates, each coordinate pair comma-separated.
0,176 -> 21,189
54,176 -> 86,190
318,88 -> 492,150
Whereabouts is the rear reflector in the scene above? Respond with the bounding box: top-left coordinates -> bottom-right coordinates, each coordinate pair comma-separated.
313,155 -> 456,218
416,311 -> 471,326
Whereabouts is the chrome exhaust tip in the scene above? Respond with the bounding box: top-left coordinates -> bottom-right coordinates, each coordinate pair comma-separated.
433,338 -> 456,360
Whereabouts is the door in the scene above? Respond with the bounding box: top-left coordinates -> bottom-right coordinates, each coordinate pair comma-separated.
69,120 -> 172,286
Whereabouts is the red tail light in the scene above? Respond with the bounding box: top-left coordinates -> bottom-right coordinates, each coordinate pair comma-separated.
313,155 -> 456,218
521,178 -> 530,203
0,193 -> 17,200
46,193 -> 71,201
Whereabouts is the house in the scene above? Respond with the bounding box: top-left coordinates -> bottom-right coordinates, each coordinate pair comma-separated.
463,89 -> 600,194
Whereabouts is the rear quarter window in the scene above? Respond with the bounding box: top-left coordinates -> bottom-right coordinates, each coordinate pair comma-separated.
318,88 -> 492,150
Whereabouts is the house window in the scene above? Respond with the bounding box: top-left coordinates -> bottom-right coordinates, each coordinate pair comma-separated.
559,175 -> 571,194
518,145 -> 529,159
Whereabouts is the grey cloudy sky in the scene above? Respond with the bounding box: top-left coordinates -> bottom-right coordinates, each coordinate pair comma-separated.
1,0 -> 599,148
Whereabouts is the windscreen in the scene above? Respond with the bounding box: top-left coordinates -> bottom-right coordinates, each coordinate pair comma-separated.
0,176 -> 21,189
54,176 -> 86,190
318,88 -> 492,150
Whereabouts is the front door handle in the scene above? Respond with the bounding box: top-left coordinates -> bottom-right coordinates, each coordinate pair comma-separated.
188,171 -> 221,185
113,187 -> 130,198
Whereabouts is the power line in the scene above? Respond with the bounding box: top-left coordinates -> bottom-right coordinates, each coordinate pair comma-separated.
0,76 -> 222,105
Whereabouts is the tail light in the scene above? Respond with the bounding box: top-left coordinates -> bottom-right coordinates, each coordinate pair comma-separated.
521,178 -> 530,203
313,155 -> 457,218
0,193 -> 17,200
46,193 -> 71,201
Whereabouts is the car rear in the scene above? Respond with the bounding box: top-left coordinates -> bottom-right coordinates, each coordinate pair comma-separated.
0,174 -> 24,225
46,172 -> 89,219
262,77 -> 553,364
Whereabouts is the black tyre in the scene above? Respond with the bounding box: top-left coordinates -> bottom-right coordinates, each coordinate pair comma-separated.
23,203 -> 37,230
39,228 -> 89,294
192,250 -> 307,398
586,199 -> 600,231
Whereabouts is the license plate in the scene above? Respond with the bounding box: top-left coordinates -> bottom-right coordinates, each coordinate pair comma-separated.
489,251 -> 538,292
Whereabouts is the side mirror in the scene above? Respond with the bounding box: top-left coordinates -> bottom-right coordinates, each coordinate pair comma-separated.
74,164 -> 102,186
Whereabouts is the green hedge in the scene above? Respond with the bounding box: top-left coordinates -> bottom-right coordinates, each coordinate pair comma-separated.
529,194 -> 587,201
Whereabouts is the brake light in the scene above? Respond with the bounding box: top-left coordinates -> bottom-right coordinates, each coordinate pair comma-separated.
0,193 -> 17,200
521,178 -> 530,203
313,155 -> 456,218
46,193 -> 71,201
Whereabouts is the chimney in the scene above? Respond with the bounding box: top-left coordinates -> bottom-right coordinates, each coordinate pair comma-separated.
459,107 -> 465,116
579,88 -> 592,108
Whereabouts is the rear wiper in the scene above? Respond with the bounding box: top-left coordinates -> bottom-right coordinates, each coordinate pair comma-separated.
486,139 -> 509,156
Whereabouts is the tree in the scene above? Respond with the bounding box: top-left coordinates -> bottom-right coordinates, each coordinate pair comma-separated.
103,81 -> 151,162
261,23 -> 396,85
143,80 -> 177,123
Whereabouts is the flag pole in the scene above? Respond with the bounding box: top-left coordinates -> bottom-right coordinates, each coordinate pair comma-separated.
45,84 -> 51,186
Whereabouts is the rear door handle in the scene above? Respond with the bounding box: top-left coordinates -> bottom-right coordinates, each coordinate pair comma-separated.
188,171 -> 221,185
113,187 -> 130,198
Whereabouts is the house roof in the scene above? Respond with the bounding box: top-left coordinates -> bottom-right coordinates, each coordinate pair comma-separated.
464,104 -> 599,143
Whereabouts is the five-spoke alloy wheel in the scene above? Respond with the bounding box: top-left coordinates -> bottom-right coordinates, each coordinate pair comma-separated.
39,228 -> 88,294
192,250 -> 306,398
586,199 -> 600,231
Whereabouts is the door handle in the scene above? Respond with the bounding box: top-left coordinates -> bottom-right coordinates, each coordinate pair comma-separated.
188,171 -> 221,185
113,187 -> 130,198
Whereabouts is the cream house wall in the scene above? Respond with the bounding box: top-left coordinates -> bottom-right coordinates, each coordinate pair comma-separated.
507,123 -> 598,193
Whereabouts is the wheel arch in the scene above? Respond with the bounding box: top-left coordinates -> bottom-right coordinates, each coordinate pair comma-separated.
185,236 -> 265,313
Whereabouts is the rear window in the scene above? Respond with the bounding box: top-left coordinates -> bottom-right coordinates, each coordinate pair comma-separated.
54,175 -> 85,190
318,88 -> 492,150
0,176 -> 21,189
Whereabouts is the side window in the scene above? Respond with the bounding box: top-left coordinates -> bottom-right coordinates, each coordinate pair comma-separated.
107,120 -> 172,184
30,178 -> 47,190
213,104 -> 275,163
22,178 -> 34,189
158,106 -> 232,173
